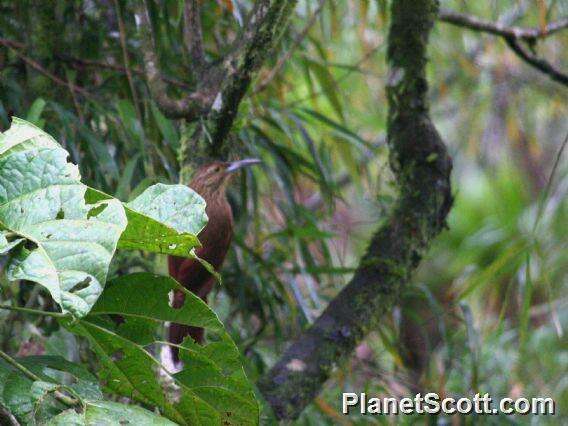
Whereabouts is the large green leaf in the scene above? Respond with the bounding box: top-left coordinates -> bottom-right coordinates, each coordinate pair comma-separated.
0,355 -> 174,425
0,355 -> 103,424
85,184 -> 207,258
0,119 -> 208,315
0,118 -> 127,316
64,273 -> 259,425
121,183 -> 207,256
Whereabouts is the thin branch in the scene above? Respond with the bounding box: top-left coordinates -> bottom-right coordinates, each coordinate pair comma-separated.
0,402 -> 20,426
0,305 -> 66,318
255,0 -> 326,93
0,349 -> 81,409
183,0 -> 205,70
207,0 -> 299,154
59,56 -> 193,89
438,8 -> 568,88
504,37 -> 568,87
113,0 -> 143,122
258,0 -> 452,420
0,37 -> 193,90
0,39 -> 94,99
136,0 -> 213,120
439,8 -> 568,41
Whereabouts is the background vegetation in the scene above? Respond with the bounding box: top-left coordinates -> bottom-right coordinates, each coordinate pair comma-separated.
0,0 -> 566,424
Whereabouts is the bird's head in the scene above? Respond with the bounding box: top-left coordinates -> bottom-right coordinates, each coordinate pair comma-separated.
191,158 -> 261,194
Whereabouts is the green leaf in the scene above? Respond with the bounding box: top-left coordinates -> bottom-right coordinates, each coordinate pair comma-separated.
91,273 -> 223,332
0,118 -> 127,316
0,355 -> 103,424
25,98 -> 47,127
126,183 -> 207,236
116,99 -> 144,144
120,183 -> 207,256
114,153 -> 140,201
64,272 -> 259,425
151,101 -> 179,147
48,400 -> 178,425
306,59 -> 344,120
84,184 -> 206,258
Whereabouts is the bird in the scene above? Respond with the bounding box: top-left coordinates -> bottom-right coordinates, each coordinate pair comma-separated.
168,158 -> 260,363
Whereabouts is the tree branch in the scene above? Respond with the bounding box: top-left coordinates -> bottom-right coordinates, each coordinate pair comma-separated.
0,402 -> 20,426
0,37 -> 193,90
438,8 -> 568,41
504,36 -> 568,87
257,0 -> 452,420
136,0 -> 213,120
0,38 -> 94,99
183,0 -> 205,70
207,0 -> 299,156
176,0 -> 299,181
438,8 -> 568,88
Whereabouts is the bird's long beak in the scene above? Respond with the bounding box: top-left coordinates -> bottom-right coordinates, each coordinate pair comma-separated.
225,158 -> 262,173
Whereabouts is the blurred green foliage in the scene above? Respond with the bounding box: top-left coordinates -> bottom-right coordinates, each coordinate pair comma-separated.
1,0 -> 567,423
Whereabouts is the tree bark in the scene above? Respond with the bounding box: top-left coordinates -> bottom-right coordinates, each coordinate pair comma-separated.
257,0 -> 453,420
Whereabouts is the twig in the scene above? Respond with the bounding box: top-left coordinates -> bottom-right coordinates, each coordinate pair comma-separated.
532,131 -> 568,232
285,42 -> 383,109
113,0 -> 143,122
208,0 -> 298,154
255,0 -> 326,93
439,9 -> 568,41
135,0 -> 212,120
504,37 -> 568,87
0,39 -> 94,99
67,74 -> 86,124
0,402 -> 20,426
0,349 -> 81,409
61,56 -> 192,89
438,9 -> 568,88
183,0 -> 206,70
0,37 -> 193,90
0,305 -> 66,318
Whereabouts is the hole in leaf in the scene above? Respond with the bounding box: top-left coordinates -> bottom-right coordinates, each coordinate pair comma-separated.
56,208 -> 65,219
24,240 -> 38,250
110,314 -> 125,325
111,350 -> 124,362
69,277 -> 92,292
168,290 -> 184,310
87,203 -> 107,219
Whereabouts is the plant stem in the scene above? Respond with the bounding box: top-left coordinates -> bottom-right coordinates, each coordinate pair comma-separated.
0,305 -> 66,318
0,349 -> 81,408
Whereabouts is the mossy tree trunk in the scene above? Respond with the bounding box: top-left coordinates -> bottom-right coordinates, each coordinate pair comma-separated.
257,0 -> 453,420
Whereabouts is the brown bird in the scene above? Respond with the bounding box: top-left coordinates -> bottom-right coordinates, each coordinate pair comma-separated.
168,158 -> 260,362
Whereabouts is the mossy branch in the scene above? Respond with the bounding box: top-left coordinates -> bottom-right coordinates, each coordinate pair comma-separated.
257,0 -> 453,420
136,0 -> 213,120
176,0 -> 298,182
